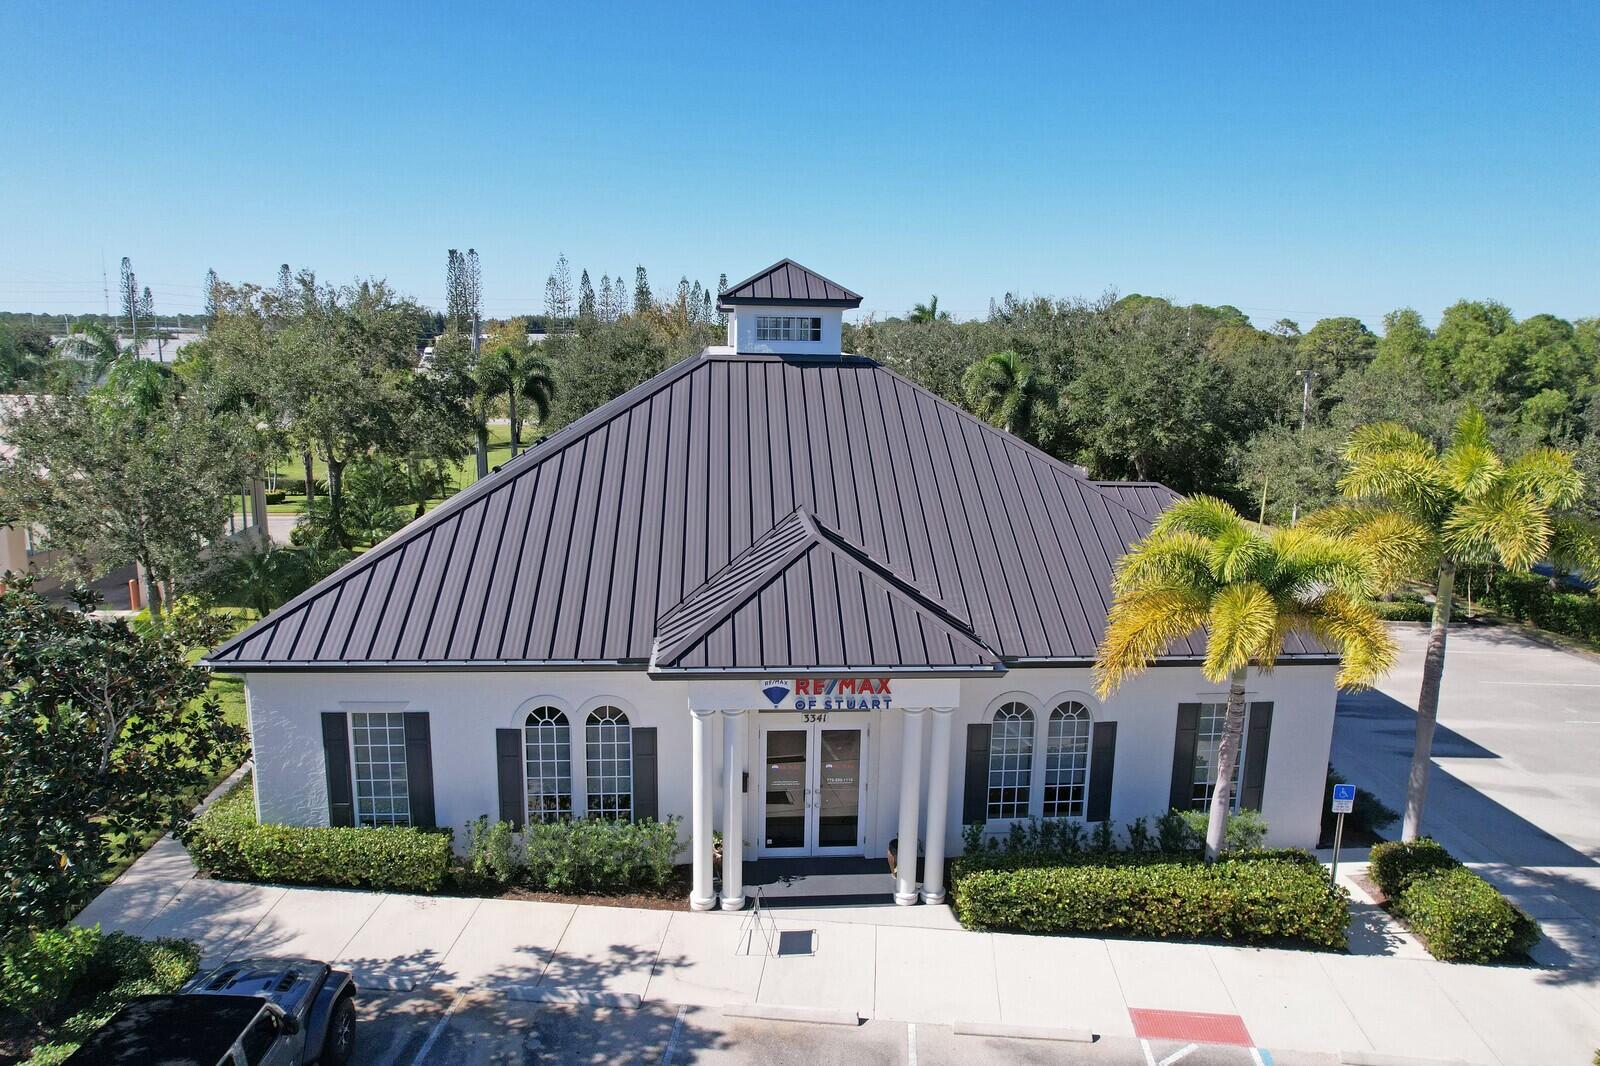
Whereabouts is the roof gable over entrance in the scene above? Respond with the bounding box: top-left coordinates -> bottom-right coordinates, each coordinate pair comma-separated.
651,508 -> 1001,675
206,349 -> 1329,671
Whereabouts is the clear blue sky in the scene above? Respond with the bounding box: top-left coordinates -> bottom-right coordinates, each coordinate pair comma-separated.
3,1 -> 1596,329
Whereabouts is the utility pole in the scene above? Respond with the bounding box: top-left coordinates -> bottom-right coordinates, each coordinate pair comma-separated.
1291,369 -> 1320,524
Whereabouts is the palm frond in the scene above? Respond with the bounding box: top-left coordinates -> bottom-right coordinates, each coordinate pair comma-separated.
1339,448 -> 1450,518
1503,447 -> 1584,510
1344,422 -> 1433,463
1110,530 -> 1217,598
1548,514 -> 1600,580
1153,495 -> 1248,542
1094,587 -> 1209,696
1208,523 -> 1272,585
1299,502 -> 1390,539
1202,582 -> 1278,682
1450,406 -> 1491,452
1440,439 -> 1502,500
1302,591 -> 1398,689
1267,526 -> 1383,600
1441,489 -> 1553,571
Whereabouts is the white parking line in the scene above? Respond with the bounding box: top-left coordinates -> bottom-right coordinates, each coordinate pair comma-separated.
407,990 -> 466,1065
907,1021 -> 918,1066
662,1005 -> 688,1066
1159,1043 -> 1200,1065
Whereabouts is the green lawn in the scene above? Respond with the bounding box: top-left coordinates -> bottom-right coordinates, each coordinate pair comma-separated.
266,424 -> 546,518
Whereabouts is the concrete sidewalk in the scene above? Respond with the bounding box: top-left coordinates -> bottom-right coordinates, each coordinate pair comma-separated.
77,845 -> 1600,1065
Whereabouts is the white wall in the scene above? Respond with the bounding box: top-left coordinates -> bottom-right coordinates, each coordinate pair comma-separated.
727,305 -> 844,356
242,661 -> 1338,857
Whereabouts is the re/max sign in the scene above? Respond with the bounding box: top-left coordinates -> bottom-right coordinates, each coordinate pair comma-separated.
759,677 -> 893,711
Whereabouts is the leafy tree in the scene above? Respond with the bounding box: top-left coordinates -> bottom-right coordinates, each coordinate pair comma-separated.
1297,317 -> 1377,380
1095,497 -> 1395,858
0,319 -> 58,390
0,376 -> 257,614
1305,410 -> 1597,839
550,319 -> 668,428
0,582 -> 247,935
961,350 -> 1054,444
1234,421 -> 1342,524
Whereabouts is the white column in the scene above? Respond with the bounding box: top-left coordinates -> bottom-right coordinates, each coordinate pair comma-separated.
894,707 -> 927,905
720,708 -> 747,910
920,707 -> 955,905
689,707 -> 717,911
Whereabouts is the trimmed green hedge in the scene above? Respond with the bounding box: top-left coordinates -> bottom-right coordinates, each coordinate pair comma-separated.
182,776 -> 453,893
952,849 -> 1348,949
1482,571 -> 1600,643
1370,599 -> 1434,622
1368,839 -> 1540,962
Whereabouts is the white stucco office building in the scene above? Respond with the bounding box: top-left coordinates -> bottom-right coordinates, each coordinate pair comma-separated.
208,260 -> 1340,910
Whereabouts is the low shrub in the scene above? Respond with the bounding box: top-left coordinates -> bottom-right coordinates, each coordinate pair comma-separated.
1391,867 -> 1540,962
952,850 -> 1347,949
1370,599 -> 1434,622
0,926 -> 100,1024
1368,839 -> 1540,962
1482,570 -> 1600,642
2,926 -> 198,1064
1176,807 -> 1268,850
521,816 -> 681,894
182,776 -> 452,893
263,489 -> 288,505
463,816 -> 520,889
1367,838 -> 1458,897
960,809 -> 1268,862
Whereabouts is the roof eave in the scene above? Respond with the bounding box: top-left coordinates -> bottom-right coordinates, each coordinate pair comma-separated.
717,296 -> 863,310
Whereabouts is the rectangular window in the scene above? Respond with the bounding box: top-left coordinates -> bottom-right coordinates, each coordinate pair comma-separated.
755,316 -> 822,342
1191,703 -> 1244,811
351,711 -> 411,826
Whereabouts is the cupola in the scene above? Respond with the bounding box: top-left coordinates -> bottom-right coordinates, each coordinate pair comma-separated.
717,259 -> 862,356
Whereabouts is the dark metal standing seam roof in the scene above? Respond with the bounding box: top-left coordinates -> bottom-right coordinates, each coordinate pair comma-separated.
205,350 -> 1328,672
1091,481 -> 1182,521
717,259 -> 863,307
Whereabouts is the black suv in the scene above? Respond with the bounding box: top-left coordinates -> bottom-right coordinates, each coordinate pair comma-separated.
64,957 -> 356,1065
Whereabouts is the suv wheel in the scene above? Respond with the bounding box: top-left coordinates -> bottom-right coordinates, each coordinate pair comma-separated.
321,993 -> 357,1065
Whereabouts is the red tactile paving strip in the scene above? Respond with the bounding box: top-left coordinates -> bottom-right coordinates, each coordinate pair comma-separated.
1128,1008 -> 1254,1047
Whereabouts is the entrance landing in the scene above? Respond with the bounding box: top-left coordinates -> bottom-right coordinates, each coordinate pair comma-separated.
737,857 -> 904,907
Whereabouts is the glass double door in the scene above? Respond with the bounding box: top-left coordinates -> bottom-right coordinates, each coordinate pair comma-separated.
759,723 -> 866,856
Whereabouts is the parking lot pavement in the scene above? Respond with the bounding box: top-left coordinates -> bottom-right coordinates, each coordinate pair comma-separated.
350,989 -> 1341,1065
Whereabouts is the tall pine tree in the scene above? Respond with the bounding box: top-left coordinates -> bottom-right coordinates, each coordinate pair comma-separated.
578,269 -> 596,324
633,265 -> 652,315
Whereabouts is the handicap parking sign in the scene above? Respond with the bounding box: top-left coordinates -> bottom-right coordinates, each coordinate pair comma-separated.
1331,783 -> 1356,814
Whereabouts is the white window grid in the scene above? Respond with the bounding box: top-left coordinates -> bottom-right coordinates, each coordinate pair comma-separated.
350,711 -> 410,827
524,706 -> 573,822
1042,701 -> 1091,819
585,706 -> 633,819
986,702 -> 1035,821
755,315 -> 822,342
1192,702 -> 1245,811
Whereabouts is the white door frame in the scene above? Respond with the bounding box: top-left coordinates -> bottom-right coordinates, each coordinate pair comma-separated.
755,713 -> 871,858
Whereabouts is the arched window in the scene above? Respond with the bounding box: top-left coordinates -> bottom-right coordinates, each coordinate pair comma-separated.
1042,701 -> 1092,819
585,706 -> 633,819
523,706 -> 572,822
986,702 -> 1035,821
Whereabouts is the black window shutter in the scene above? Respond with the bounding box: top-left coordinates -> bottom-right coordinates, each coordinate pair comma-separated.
962,723 -> 991,825
1086,721 -> 1117,822
632,727 -> 659,823
403,712 -> 436,828
321,712 -> 354,827
495,728 -> 524,829
1239,702 -> 1275,811
1169,703 -> 1201,812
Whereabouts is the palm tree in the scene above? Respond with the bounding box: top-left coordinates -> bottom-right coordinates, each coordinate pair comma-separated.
962,350 -> 1054,445
479,343 -> 555,458
51,322 -> 123,389
908,296 -> 948,324
1304,408 -> 1596,840
1095,496 -> 1396,859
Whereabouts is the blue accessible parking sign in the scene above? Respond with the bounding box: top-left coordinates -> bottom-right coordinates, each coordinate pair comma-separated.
1331,783 -> 1356,814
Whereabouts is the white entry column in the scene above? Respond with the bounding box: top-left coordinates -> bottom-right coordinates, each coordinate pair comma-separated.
689,707 -> 717,911
720,708 -> 746,910
920,707 -> 955,905
894,707 -> 927,905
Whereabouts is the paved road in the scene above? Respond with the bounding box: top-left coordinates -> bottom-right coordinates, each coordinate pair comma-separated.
349,989 -> 1334,1065
1333,621 -> 1600,974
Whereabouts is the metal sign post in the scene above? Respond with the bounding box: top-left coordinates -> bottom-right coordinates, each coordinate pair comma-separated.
1329,783 -> 1356,885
